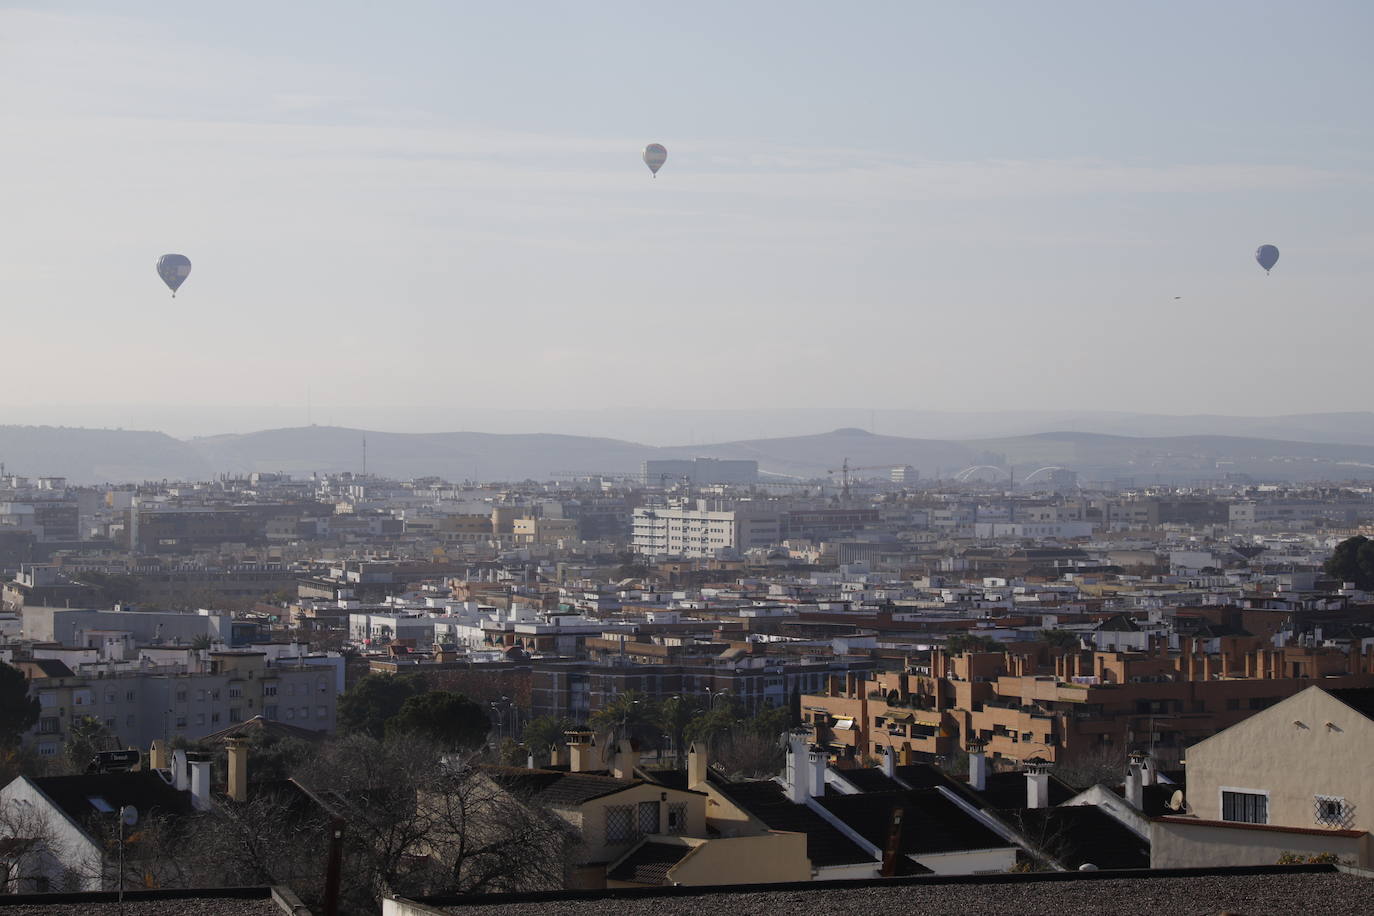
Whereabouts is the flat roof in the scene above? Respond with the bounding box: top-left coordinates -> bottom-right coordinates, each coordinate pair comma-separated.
402,865 -> 1374,916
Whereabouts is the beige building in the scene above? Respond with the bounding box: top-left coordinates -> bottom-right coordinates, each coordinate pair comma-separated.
484,735 -> 808,889
1153,686 -> 1374,867
511,516 -> 578,546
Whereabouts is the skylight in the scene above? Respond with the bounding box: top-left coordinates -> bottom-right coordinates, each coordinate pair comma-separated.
87,796 -> 114,813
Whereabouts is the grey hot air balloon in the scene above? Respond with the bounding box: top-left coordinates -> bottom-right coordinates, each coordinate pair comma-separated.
643,143 -> 667,178
157,254 -> 192,297
1255,244 -> 1280,275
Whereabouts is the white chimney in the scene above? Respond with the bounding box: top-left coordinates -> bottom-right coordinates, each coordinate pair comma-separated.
1025,761 -> 1051,809
880,745 -> 896,779
785,732 -> 810,803
189,759 -> 212,812
610,740 -> 638,780
687,742 -> 708,789
968,745 -> 990,792
808,748 -> 828,798
1125,753 -> 1144,809
171,749 -> 189,792
1140,753 -> 1157,787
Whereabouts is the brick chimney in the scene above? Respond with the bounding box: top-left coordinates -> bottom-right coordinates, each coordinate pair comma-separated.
226,738 -> 248,803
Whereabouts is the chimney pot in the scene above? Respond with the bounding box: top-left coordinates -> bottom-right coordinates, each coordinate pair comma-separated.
226,738 -> 248,804
1024,760 -> 1051,809
189,759 -> 212,812
171,749 -> 189,792
687,742 -> 708,789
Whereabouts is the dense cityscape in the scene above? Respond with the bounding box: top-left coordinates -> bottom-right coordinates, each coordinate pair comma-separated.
4,447 -> 1374,911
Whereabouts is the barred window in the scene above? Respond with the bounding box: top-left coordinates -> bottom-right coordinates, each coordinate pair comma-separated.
605,805 -> 633,844
637,801 -> 659,836
667,802 -> 688,834
1222,790 -> 1267,824
1315,796 -> 1353,829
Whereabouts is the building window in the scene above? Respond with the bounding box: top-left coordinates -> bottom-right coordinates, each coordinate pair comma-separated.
666,802 -> 687,834
264,685 -> 277,696
637,801 -> 659,836
103,717 -> 116,729
229,708 -> 242,722
316,705 -> 327,719
228,686 -> 242,699
37,743 -> 58,758
39,717 -> 59,734
174,715 -> 187,729
605,805 -> 632,843
176,690 -> 187,703
125,715 -> 135,727
1315,796 -> 1353,829
1222,790 -> 1268,824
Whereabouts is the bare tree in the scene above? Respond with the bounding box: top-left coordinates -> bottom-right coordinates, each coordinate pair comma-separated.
1052,744 -> 1128,790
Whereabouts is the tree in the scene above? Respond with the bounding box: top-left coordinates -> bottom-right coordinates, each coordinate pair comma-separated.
520,716 -> 573,758
63,716 -> 118,775
1039,629 -> 1081,650
1053,744 -> 1128,790
337,673 -> 427,740
385,692 -> 489,751
590,692 -> 661,750
0,663 -> 39,748
655,696 -> 703,765
944,633 -> 1004,655
294,735 -> 569,911
1325,535 -> 1374,590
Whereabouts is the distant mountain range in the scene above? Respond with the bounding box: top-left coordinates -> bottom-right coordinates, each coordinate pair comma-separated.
4,421 -> 1374,486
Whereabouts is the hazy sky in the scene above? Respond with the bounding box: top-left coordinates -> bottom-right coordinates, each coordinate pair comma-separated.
3,1 -> 1372,435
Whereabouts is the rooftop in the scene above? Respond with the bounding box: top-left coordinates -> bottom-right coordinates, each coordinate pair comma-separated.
403,865 -> 1374,915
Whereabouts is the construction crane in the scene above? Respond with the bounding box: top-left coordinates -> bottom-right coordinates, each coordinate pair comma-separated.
826,458 -> 898,500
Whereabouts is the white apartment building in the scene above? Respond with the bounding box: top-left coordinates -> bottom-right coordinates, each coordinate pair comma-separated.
631,502 -> 780,559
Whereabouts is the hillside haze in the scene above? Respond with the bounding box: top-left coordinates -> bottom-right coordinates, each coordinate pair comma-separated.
4,421 -> 1374,485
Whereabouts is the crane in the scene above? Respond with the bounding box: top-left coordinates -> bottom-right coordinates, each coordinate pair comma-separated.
826,458 -> 899,500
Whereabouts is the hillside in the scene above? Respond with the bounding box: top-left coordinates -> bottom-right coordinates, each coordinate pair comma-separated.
186,426 -> 658,481
7,422 -> 1374,486
0,426 -> 209,483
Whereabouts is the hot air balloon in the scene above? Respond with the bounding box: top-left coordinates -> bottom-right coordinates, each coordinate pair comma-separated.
1255,244 -> 1279,275
643,143 -> 667,178
157,254 -> 192,297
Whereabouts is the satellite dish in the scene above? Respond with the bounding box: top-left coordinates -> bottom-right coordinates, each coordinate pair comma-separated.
1078,863 -> 1098,872
1168,789 -> 1185,812
120,805 -> 138,827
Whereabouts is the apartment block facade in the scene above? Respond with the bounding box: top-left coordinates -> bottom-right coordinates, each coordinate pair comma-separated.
22,650 -> 340,760
802,642 -> 1374,768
